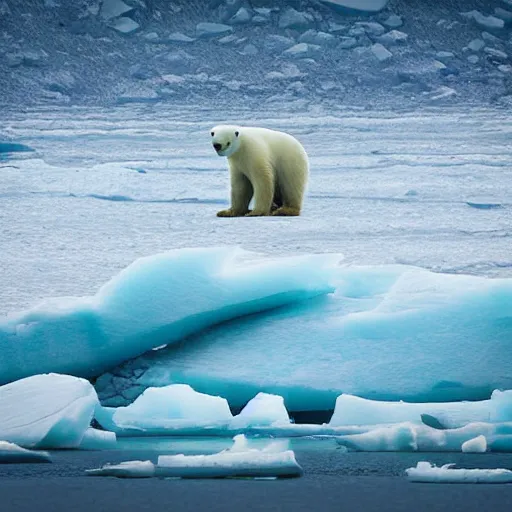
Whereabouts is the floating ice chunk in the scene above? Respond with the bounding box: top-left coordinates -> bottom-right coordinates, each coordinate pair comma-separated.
100,0 -> 133,20
319,0 -> 389,13
461,11 -> 505,30
336,424 -> 418,452
284,43 -> 321,58
229,7 -> 251,24
378,30 -> 408,45
196,22 -> 233,38
406,461 -> 512,483
231,393 -> 290,429
87,435 -> 301,479
87,460 -> 155,478
108,17 -> 140,34
157,448 -> 303,479
0,441 -> 51,463
467,55 -> 480,63
498,64 -> 512,73
336,420 -> 512,452
383,14 -> 403,28
78,428 -> 117,450
167,32 -> 195,43
0,374 -> 98,449
461,435 -> 487,453
278,8 -> 312,30
494,7 -> 512,23
330,392 -> 512,429
436,51 -> 455,60
371,43 -> 393,62
467,38 -> 485,51
484,47 -> 508,61
299,30 -> 336,47
338,37 -> 357,49
0,248 -> 338,384
355,21 -> 386,36
112,385 -> 233,429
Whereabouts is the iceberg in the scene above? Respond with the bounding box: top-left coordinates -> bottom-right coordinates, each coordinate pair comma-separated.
87,460 -> 156,478
78,428 -> 117,451
335,421 -> 512,452
330,391 -> 512,429
0,248 -> 338,384
114,265 -> 512,411
230,393 -> 291,429
406,461 -> 512,483
111,384 -> 233,429
0,374 -> 98,449
461,435 -> 487,453
0,441 -> 51,463
87,435 -> 302,479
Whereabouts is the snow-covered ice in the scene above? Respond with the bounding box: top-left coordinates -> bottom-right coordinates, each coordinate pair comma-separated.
0,248 -> 337,384
0,441 -> 51,464
406,461 -> 512,483
0,374 -> 98,449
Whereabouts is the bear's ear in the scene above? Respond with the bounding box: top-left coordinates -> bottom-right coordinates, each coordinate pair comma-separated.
211,131 -> 214,137
235,131 -> 239,137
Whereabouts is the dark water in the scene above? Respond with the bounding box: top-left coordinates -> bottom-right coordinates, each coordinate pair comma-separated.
2,438 -> 512,512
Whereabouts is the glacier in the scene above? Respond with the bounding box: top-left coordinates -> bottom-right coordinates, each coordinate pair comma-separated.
100,262 -> 512,411
0,248 -> 338,384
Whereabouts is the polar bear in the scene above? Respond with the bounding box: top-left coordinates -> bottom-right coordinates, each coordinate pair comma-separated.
210,125 -> 309,217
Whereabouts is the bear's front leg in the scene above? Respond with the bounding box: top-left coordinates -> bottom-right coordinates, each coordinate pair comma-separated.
245,169 -> 273,217
217,173 -> 253,218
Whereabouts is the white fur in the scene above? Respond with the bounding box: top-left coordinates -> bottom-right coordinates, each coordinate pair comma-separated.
211,125 -> 309,217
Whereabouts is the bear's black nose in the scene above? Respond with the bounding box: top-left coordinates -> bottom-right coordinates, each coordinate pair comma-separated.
213,143 -> 222,152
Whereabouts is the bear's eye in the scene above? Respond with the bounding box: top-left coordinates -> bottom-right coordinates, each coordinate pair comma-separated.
235,131 -> 239,137
211,131 -> 214,137
226,142 -> 230,147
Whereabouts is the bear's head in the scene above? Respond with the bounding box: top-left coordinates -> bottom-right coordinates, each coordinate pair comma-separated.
210,125 -> 241,158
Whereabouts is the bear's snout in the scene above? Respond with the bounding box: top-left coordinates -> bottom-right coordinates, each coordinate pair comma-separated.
213,143 -> 222,152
